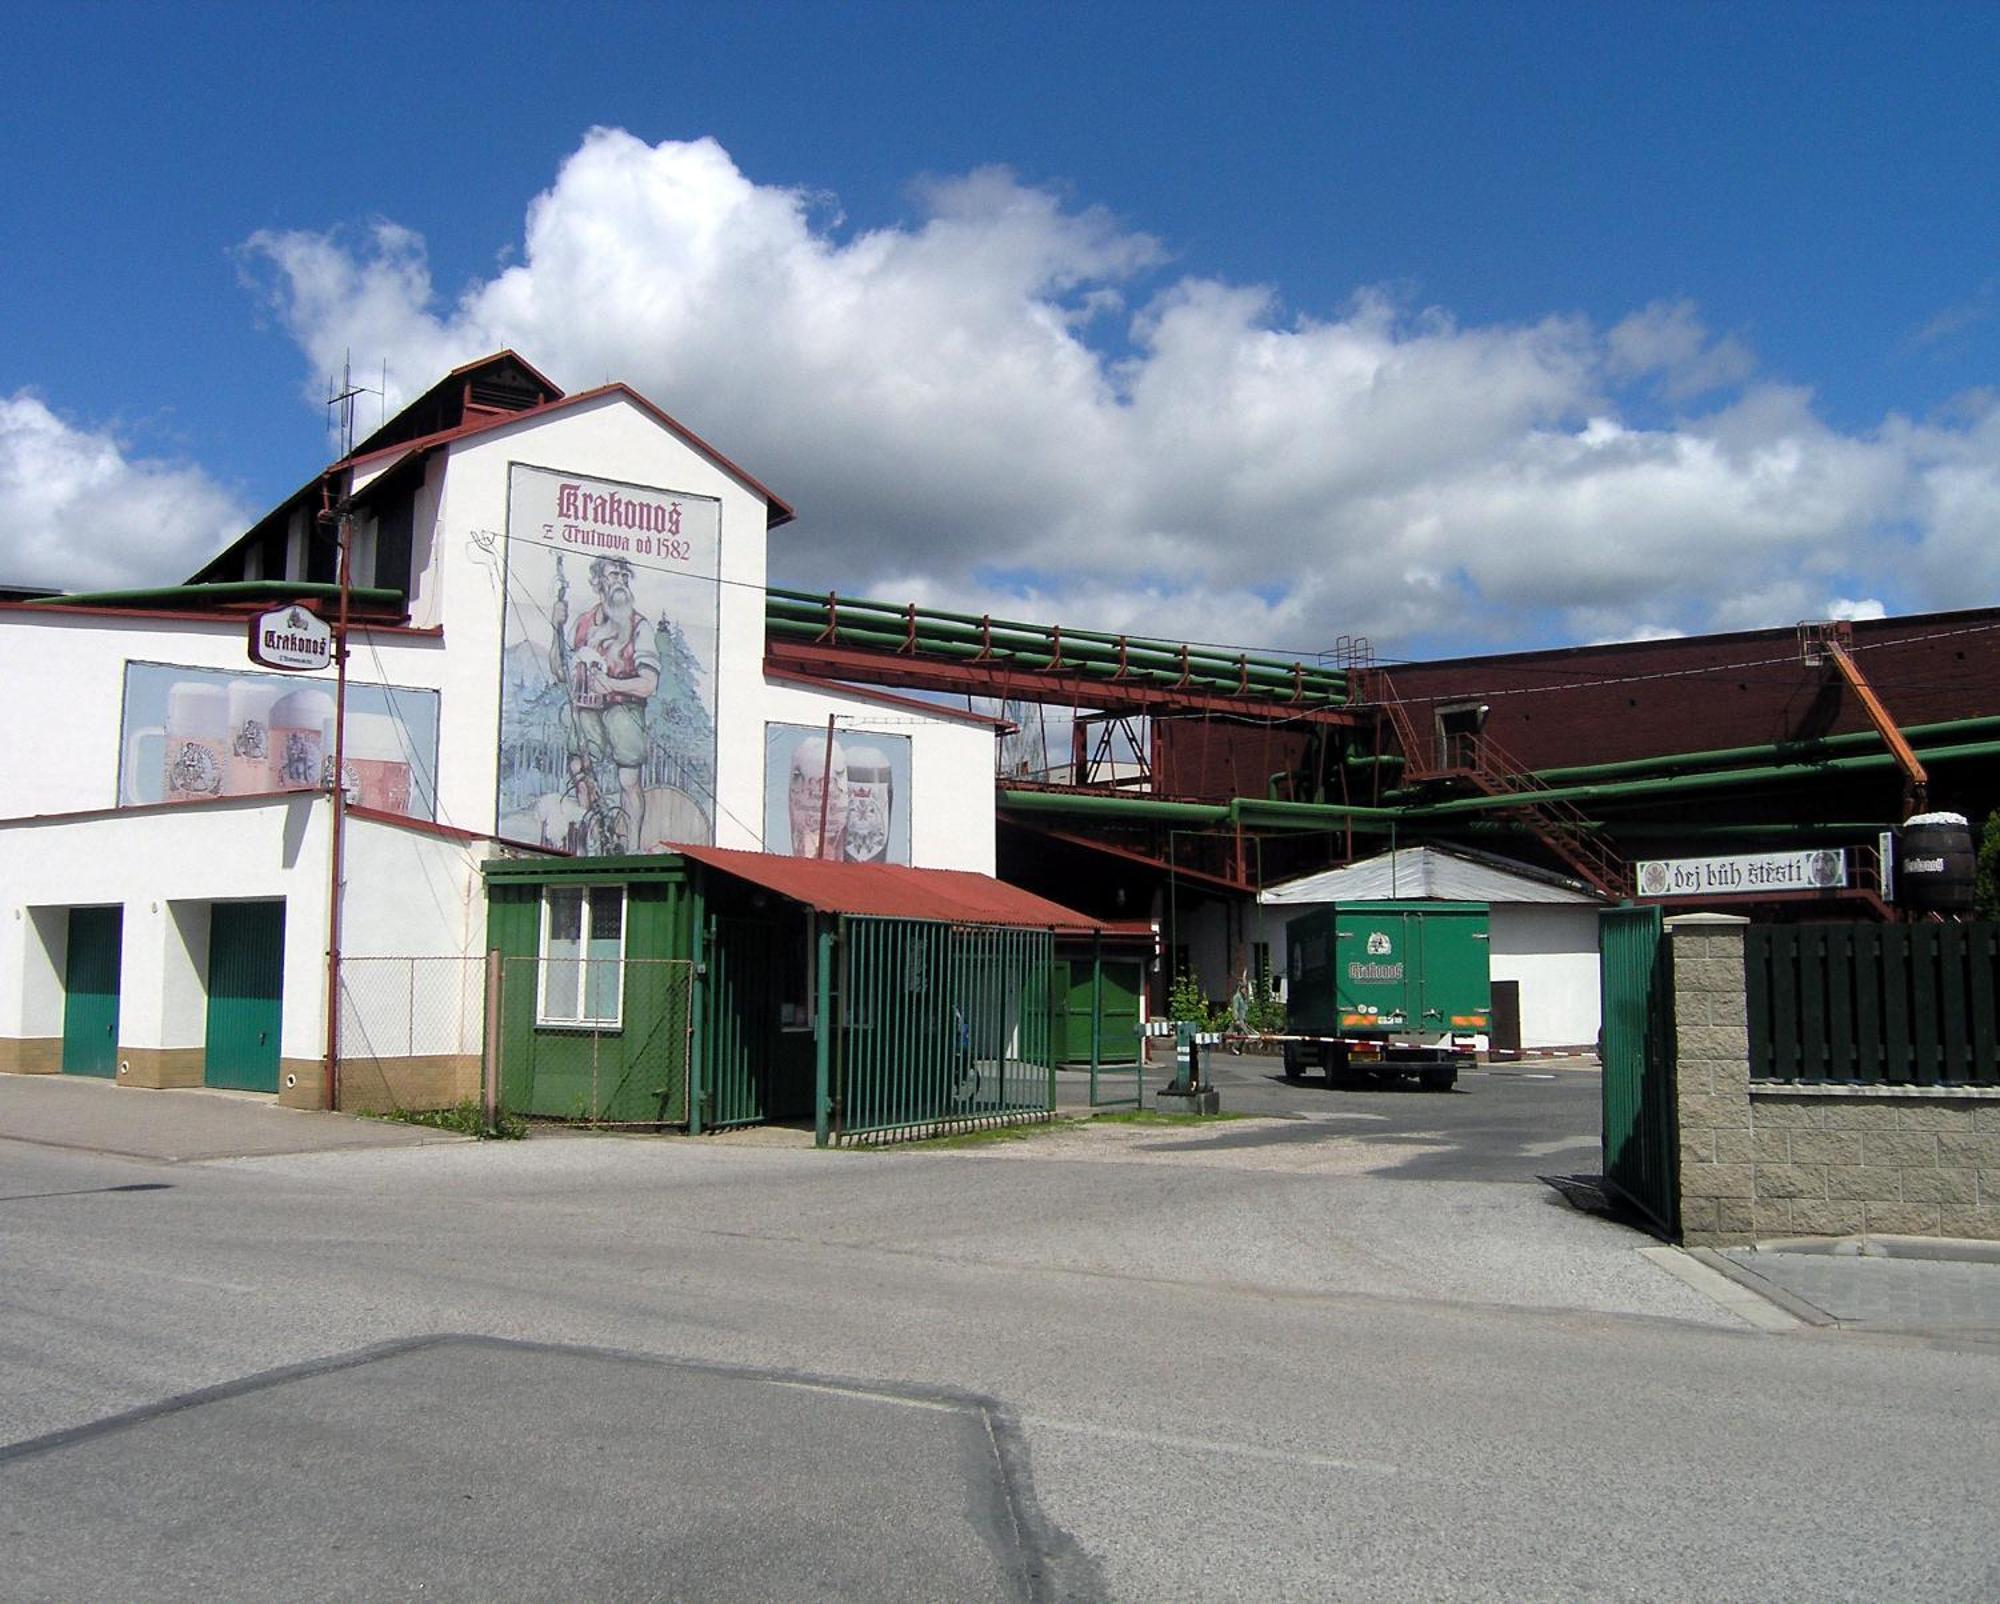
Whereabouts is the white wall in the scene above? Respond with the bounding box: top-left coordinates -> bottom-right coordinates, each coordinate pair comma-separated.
1489,904 -> 1601,1050
0,795 -> 504,1060
758,678 -> 997,874
0,794 -> 328,1058
0,390 -> 782,848
0,608 -> 447,822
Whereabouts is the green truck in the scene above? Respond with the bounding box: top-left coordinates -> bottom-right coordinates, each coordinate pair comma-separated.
1279,902 -> 1491,1091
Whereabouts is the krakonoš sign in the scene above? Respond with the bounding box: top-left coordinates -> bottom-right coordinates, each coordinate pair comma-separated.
497,463 -> 722,855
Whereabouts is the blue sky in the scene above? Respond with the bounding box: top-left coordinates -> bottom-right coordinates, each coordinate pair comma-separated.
3,1 -> 1996,658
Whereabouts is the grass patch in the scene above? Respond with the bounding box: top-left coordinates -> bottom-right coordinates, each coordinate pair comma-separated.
891,1118 -> 1087,1150
367,1098 -> 527,1140
1089,1109 -> 1256,1126
892,1107 -> 1254,1149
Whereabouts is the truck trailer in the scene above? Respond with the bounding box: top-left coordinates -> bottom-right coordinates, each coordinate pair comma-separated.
1279,901 -> 1491,1091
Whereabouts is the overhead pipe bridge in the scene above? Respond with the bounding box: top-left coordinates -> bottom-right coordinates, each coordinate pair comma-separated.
763,588 -> 1364,727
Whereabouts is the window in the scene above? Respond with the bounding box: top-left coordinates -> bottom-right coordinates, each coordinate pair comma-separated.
539,886 -> 625,1027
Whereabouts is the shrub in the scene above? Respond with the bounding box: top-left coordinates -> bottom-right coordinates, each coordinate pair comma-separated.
1977,810 -> 2000,921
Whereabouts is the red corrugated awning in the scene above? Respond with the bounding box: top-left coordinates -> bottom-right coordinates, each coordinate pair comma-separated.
673,844 -> 1108,932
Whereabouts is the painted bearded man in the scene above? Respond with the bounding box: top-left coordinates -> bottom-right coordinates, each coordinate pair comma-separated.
551,555 -> 659,853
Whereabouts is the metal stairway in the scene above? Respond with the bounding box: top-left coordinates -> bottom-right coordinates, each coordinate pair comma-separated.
1367,674 -> 1629,899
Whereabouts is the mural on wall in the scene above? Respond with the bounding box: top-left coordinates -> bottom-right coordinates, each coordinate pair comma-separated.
764,722 -> 913,864
118,661 -> 440,817
498,464 -> 721,854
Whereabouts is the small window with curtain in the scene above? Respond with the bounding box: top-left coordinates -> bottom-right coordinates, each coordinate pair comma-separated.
539,885 -> 625,1028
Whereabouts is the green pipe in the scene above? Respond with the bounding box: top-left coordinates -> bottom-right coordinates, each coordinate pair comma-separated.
28,580 -> 406,611
1400,737 -> 2000,818
1233,797 -> 1400,826
997,789 -> 1402,833
765,590 -> 1345,694
766,587 -> 1340,683
1001,790 -> 1231,825
1585,821 -> 1893,839
766,606 -> 1342,696
1523,715 -> 2000,787
768,615 -> 1344,704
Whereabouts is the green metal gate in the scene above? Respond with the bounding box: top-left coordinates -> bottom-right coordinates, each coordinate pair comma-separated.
206,901 -> 285,1093
833,918 -> 1054,1144
61,906 -> 122,1077
1053,958 -> 1143,1065
703,916 -> 815,1128
1598,904 -> 1677,1235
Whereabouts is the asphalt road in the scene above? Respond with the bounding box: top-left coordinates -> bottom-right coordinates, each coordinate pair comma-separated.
3,1073 -> 1998,1601
1183,1050 -> 1604,1182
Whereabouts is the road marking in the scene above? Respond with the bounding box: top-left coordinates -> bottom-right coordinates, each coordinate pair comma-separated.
766,1379 -> 966,1414
1016,1413 -> 1408,1478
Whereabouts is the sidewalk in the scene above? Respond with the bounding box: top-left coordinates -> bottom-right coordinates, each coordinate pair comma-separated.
0,1073 -> 461,1163
1692,1237 -> 2000,1340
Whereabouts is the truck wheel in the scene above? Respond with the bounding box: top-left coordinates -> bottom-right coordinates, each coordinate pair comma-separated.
1281,1043 -> 1302,1081
1419,1066 -> 1457,1093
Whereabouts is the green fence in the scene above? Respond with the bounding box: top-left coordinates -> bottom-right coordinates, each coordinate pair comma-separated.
1598,905 -> 1677,1235
833,917 -> 1055,1145
1747,922 -> 2000,1086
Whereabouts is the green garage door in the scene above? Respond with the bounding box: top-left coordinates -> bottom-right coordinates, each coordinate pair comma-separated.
206,902 -> 285,1093
1052,958 -> 1143,1065
62,906 -> 123,1077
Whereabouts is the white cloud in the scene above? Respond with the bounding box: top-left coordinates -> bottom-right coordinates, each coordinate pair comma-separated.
1606,299 -> 1755,399
223,130 -> 2000,653
0,394 -> 249,590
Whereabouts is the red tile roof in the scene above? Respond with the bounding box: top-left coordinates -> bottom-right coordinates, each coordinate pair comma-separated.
673,844 -> 1106,931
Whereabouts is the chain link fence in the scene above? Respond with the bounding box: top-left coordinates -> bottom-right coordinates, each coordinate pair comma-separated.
336,955 -> 489,1115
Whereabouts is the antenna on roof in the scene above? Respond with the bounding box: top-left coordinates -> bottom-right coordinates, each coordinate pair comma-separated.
325,351 -> 386,457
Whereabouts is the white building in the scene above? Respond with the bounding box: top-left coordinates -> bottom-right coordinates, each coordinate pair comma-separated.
1255,845 -> 1607,1053
0,353 -> 1003,1109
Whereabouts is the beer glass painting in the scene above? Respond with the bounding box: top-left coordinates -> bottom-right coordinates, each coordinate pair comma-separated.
764,723 -> 911,864
117,662 -> 439,815
497,465 -> 721,855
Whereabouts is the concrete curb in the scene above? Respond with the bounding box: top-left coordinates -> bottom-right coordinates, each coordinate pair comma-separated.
1637,1245 -> 1808,1332
1680,1247 -> 1838,1328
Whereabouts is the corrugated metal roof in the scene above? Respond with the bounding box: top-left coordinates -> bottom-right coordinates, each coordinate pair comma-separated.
1259,846 -> 1604,906
675,844 -> 1107,930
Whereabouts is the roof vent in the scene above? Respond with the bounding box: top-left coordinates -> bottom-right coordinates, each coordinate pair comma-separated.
466,378 -> 541,413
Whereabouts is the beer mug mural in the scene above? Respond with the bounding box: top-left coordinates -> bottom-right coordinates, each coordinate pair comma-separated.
117,663 -> 439,818
841,744 -> 894,864
765,723 -> 912,864
785,733 -> 849,860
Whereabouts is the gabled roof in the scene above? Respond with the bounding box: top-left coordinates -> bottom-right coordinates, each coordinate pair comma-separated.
186,352 -> 794,583
341,378 -> 795,528
1260,845 -> 1605,906
347,350 -> 564,462
674,844 -> 1106,931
